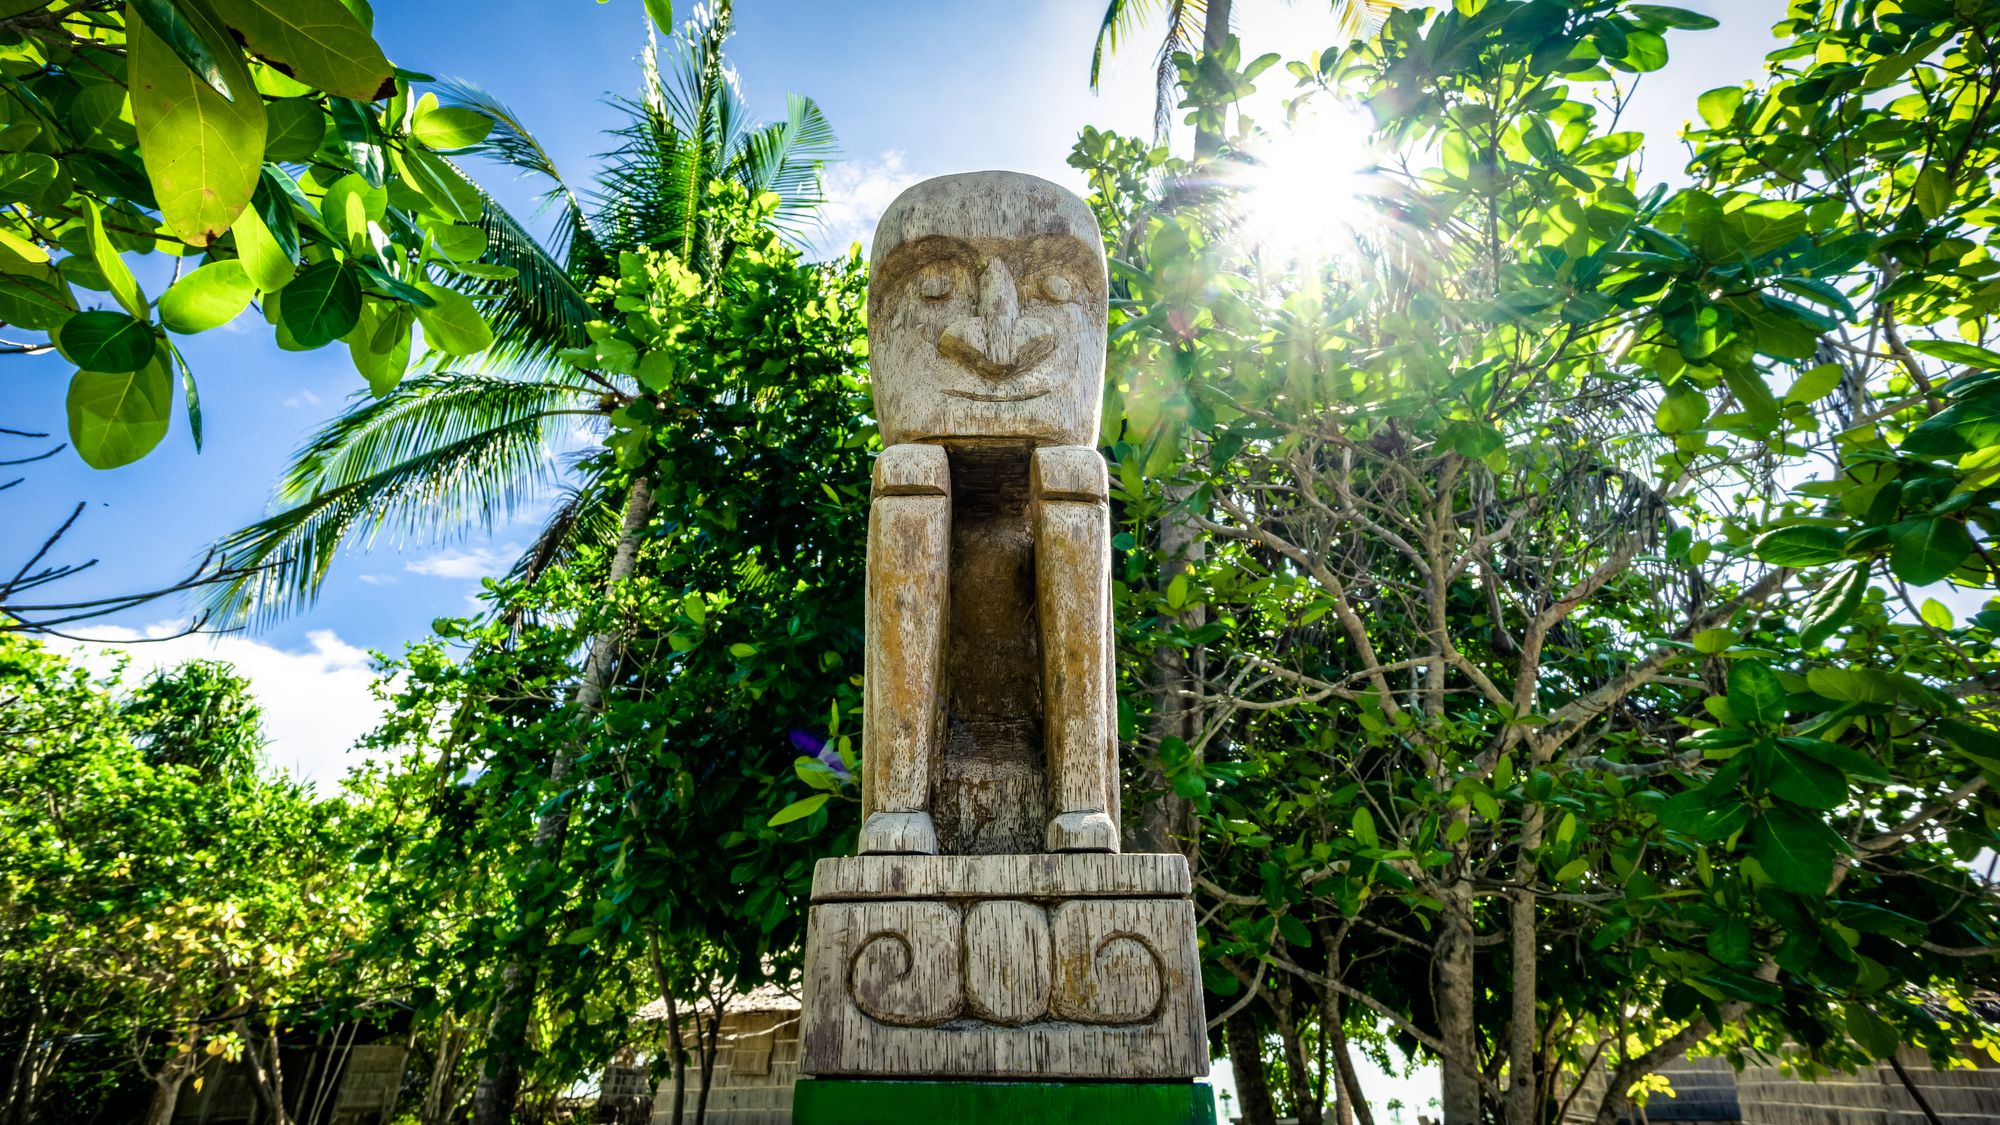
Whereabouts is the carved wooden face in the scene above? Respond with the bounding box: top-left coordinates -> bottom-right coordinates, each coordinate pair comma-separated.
869,172 -> 1108,447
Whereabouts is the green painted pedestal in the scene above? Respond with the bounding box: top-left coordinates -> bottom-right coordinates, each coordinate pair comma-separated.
793,1079 -> 1218,1124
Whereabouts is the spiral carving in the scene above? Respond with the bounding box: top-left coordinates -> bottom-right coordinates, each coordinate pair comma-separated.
1050,901 -> 1169,1026
846,902 -> 962,1027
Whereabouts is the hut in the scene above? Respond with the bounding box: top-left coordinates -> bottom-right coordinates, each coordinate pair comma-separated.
1562,1045 -> 2000,1125
637,982 -> 801,1125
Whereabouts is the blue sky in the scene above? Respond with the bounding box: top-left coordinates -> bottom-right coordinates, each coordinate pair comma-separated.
11,0 -> 1784,782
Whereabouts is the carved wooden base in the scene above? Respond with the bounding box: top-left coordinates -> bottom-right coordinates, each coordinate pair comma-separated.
798,854 -> 1207,1080
792,1079 -> 1218,1124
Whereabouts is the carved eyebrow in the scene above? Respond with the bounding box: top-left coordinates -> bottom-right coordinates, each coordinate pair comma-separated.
1010,236 -> 1104,294
874,236 -> 980,298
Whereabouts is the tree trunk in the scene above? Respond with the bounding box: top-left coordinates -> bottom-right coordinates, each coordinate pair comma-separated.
1226,1006 -> 1279,1125
234,1017 -> 291,1125
1272,974 -> 1322,1125
692,996 -> 722,1125
1436,880 -> 1482,1125
143,1067 -> 191,1125
647,926 -> 687,1125
1505,806 -> 1545,1125
1135,0 -> 1230,865
471,479 -> 658,1125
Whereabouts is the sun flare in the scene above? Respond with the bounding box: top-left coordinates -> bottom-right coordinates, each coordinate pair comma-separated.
1232,101 -> 1387,263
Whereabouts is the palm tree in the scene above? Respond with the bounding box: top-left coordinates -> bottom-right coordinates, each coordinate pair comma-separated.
203,6 -> 836,1122
1089,0 -> 1399,151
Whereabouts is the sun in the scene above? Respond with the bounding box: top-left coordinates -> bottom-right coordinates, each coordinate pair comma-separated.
1230,100 -> 1387,263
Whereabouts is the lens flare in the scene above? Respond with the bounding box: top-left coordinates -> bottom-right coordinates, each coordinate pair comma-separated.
1231,101 -> 1386,263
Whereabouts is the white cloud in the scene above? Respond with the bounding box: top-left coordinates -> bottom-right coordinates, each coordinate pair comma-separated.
808,150 -> 924,259
48,626 -> 388,789
356,573 -> 398,586
282,388 -> 323,409
405,543 -> 520,580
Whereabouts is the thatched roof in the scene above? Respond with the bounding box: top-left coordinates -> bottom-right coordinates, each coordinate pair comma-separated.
635,981 -> 800,1022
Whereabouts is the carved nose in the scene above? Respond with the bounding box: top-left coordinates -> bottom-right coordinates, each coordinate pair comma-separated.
938,259 -> 1055,382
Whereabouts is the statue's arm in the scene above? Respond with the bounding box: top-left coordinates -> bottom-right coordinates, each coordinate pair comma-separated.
859,442 -> 951,855
1032,444 -> 1119,853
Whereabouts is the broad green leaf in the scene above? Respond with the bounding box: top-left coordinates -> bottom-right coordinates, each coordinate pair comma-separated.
0,223 -> 47,265
279,260 -> 361,347
130,0 -> 237,100
1805,667 -> 1896,705
1919,597 -> 1954,630
56,310 -> 156,373
0,267 -> 76,329
1691,627 -> 1735,654
1798,565 -> 1866,648
321,171 -> 385,250
1901,387 -> 2000,459
159,259 -> 255,333
206,0 -> 395,101
169,340 -> 202,450
1907,339 -> 2000,370
345,299 -> 412,394
1727,660 -> 1787,728
411,102 -> 493,151
412,280 -> 491,356
1845,1003 -> 1899,1060
1750,805 -> 1842,895
643,0 -> 672,34
230,200 -> 295,291
1887,517 -> 1972,585
1654,387 -> 1707,434
66,357 -> 173,468
84,200 -> 148,319
766,793 -> 829,827
1721,366 -> 1779,432
394,146 -> 482,222
129,0 -> 266,245
1706,916 -> 1751,964
0,151 -> 58,203
1629,4 -> 1719,29
1780,737 -> 1891,785
1785,363 -> 1843,405
263,97 -> 327,161
428,223 -> 486,262
1763,742 -> 1847,809
1351,807 -> 1379,849
1751,525 -> 1845,567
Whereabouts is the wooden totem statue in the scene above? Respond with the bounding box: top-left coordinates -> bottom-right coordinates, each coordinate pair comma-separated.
796,172 -> 1208,1094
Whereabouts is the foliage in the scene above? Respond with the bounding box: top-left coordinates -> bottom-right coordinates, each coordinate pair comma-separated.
0,0 -> 502,468
1063,2 -> 2000,1122
0,636 -> 384,1123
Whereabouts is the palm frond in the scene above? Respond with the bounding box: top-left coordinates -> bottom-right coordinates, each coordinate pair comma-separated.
1091,0 -> 1162,89
210,374 -> 597,624
730,94 -> 837,236
1154,0 -> 1208,143
464,190 -> 599,373
509,478 -> 624,587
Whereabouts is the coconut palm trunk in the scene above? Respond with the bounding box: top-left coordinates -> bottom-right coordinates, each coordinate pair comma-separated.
471,479 -> 656,1125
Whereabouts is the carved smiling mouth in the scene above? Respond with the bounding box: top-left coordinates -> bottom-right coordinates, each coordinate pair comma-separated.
943,387 -> 1051,402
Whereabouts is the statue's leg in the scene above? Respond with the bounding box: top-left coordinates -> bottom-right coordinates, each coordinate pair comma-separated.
1032,445 -> 1118,853
860,444 -> 951,855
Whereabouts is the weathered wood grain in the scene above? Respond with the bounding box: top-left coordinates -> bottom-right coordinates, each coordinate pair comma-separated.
1032,445 -> 1116,853
810,854 -> 1190,902
799,895 -> 1206,1078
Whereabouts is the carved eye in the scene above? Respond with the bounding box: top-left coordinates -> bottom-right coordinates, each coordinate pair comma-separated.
917,267 -> 954,301
1035,274 -> 1076,303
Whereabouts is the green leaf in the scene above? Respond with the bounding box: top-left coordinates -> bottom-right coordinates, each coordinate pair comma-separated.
84,200 -> 148,319
1751,525 -> 1846,567
1785,363 -> 1844,405
206,0 -> 396,101
66,357 -> 173,468
56,310 -> 156,372
1804,667 -> 1896,705
1629,5 -> 1719,29
1751,805 -> 1842,895
229,200 -> 295,292
1901,388 -> 2000,459
1691,628 -> 1735,655
1278,914 -> 1312,947
321,171 -> 385,250
1798,565 -> 1866,648
428,223 -> 486,262
1706,915 -> 1751,964
766,793 -> 829,827
411,103 -> 493,150
1763,742 -> 1848,809
1887,517 -> 1972,585
0,152 -> 58,204
1919,597 -> 1953,630
643,0 -> 672,34
1906,339 -> 2000,370
263,97 -> 327,161
130,0 -> 237,101
344,298 -> 411,394
129,0 -> 266,245
279,260 -> 361,347
412,280 -> 491,356
159,259 -> 254,333
394,146 -> 482,222
1655,387 -> 1708,434
1727,660 -> 1788,728
1845,1003 -> 1899,1060
1351,807 -> 1379,849
728,643 -> 757,658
